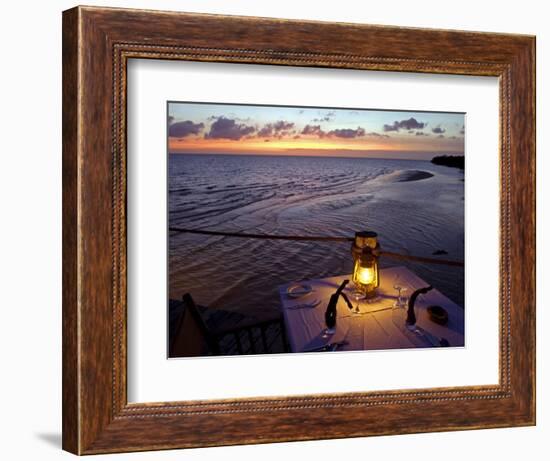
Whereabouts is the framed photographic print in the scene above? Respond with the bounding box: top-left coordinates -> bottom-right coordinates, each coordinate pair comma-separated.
62,6 -> 535,455
166,101 -> 466,359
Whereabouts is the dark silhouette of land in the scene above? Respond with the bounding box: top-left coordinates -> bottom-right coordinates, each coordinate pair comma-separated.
431,155 -> 464,169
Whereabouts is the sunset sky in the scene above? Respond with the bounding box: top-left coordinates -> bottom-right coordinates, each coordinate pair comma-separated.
168,102 -> 465,160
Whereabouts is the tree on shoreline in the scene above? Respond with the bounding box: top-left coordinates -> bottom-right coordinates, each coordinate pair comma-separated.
431,155 -> 464,169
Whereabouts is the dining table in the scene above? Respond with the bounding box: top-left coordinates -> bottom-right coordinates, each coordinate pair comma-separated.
278,266 -> 465,353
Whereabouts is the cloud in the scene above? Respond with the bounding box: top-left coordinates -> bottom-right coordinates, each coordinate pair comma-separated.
415,131 -> 429,136
302,124 -> 371,139
231,115 -> 252,122
258,120 -> 295,137
205,117 -> 256,140
273,120 -> 294,131
460,125 -> 465,135
383,117 -> 426,132
327,127 -> 366,138
432,126 -> 446,134
168,115 -> 174,126
301,125 -> 374,139
168,120 -> 204,138
312,111 -> 336,122
366,132 -> 390,138
257,125 -> 274,137
208,114 -> 251,122
301,124 -> 326,137
437,134 -> 445,138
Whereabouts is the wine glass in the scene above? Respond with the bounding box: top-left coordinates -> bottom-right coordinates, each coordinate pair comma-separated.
391,274 -> 409,328
392,274 -> 408,308
349,281 -> 364,315
392,301 -> 408,329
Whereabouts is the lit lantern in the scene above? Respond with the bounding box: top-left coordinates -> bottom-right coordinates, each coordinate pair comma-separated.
351,231 -> 380,298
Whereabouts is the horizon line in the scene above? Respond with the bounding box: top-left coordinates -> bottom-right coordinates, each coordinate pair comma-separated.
168,151 -> 465,161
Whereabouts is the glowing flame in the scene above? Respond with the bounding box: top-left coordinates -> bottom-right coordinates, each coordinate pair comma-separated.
355,264 -> 375,285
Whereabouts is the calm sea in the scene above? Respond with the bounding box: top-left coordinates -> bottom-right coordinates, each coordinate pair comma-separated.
169,153 -> 464,318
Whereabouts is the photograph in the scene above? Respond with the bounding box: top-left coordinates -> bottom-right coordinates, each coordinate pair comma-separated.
167,102 -> 466,357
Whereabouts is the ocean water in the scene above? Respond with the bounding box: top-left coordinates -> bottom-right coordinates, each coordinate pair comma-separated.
169,154 -> 464,318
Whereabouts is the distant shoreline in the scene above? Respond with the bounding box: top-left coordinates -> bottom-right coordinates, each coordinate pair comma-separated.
431,155 -> 464,169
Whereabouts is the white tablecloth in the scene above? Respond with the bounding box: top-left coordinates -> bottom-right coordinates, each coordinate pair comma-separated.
278,266 -> 465,353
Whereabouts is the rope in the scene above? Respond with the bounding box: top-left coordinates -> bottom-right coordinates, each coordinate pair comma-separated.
169,226 -> 353,242
377,250 -> 464,267
169,226 -> 464,267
